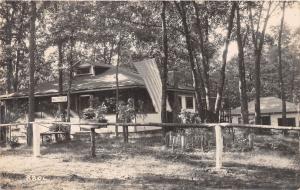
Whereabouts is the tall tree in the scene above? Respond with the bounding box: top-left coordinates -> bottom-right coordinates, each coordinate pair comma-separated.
278,1 -> 286,126
248,2 -> 273,124
193,2 -> 211,112
236,2 -> 249,124
13,3 -> 27,93
27,1 -> 37,146
66,34 -> 74,123
0,2 -> 17,94
214,2 -> 236,119
236,2 -> 253,148
57,41 -> 64,121
115,34 -> 123,137
174,1 -> 205,121
161,1 -> 169,145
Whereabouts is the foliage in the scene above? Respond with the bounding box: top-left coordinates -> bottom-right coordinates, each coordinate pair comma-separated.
118,98 -> 136,123
5,101 -> 28,123
178,110 -> 201,124
95,103 -> 108,121
7,136 -> 20,149
82,104 -> 108,122
82,107 -> 96,120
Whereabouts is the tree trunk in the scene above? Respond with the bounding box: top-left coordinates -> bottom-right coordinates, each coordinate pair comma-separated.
5,35 -> 13,94
66,35 -> 74,123
27,1 -> 37,146
58,42 -> 64,120
4,4 -> 16,95
103,42 -> 108,65
193,2 -> 211,112
115,35 -> 122,137
249,2 -> 272,124
278,2 -> 286,127
237,3 -> 252,148
108,41 -> 114,65
14,46 -> 20,93
214,2 -> 236,120
236,3 -> 249,124
161,1 -> 169,146
175,2 -> 205,121
13,4 -> 26,93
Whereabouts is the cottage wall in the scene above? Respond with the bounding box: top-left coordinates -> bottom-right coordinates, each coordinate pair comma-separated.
270,113 -> 299,127
232,113 -> 300,127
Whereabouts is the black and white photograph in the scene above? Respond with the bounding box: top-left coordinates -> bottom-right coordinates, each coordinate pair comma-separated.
0,0 -> 300,189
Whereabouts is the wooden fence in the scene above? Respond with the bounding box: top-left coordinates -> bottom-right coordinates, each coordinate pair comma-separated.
1,121 -> 300,170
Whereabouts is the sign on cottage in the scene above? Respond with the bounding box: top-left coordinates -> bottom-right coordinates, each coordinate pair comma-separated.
51,96 -> 68,103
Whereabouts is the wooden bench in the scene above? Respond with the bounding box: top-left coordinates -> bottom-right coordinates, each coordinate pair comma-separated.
41,132 -> 67,144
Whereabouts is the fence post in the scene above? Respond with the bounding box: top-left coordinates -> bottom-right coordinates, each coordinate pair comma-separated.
181,131 -> 185,151
32,123 -> 40,157
90,128 -> 96,157
215,125 -> 223,170
126,126 -> 129,143
123,125 -> 126,143
248,129 -> 254,149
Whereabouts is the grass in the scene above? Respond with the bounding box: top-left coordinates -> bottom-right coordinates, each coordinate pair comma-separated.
0,134 -> 300,189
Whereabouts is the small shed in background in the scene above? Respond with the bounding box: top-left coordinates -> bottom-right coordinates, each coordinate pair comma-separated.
231,97 -> 300,127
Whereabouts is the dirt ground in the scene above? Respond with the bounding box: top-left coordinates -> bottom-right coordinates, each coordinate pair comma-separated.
1,134 -> 300,190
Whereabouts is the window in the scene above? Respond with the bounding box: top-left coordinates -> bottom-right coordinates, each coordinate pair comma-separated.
178,96 -> 182,110
261,116 -> 271,125
185,96 -> 194,109
76,67 -> 90,75
278,118 -> 296,127
95,67 -> 110,75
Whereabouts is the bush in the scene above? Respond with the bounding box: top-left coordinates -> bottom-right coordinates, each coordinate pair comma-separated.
82,107 -> 96,120
82,103 -> 108,122
118,98 -> 136,123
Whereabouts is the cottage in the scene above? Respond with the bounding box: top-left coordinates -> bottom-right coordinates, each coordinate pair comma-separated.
231,97 -> 300,127
0,59 -> 197,135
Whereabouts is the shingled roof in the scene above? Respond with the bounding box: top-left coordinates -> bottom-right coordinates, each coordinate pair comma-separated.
0,65 -> 145,99
231,97 -> 298,115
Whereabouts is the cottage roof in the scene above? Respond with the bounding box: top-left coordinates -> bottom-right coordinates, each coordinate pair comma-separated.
0,66 -> 145,99
0,62 -> 194,99
134,59 -> 171,113
231,97 -> 298,115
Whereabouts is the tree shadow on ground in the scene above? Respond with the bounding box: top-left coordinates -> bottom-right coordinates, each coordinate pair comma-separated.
40,136 -> 213,165
224,162 -> 300,185
0,145 -> 32,157
0,171 -> 124,184
1,165 -> 299,190
2,136 -> 300,189
133,166 -> 300,189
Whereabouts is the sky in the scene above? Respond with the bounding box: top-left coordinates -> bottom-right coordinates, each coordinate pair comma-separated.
227,2 -> 300,61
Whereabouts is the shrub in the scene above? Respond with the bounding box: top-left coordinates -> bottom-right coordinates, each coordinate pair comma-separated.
82,107 -> 96,120
82,103 -> 108,122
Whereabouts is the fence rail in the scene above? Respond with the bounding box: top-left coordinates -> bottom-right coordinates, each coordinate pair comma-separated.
29,121 -> 300,130
0,123 -> 28,127
1,122 -> 300,130
1,121 -> 300,170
